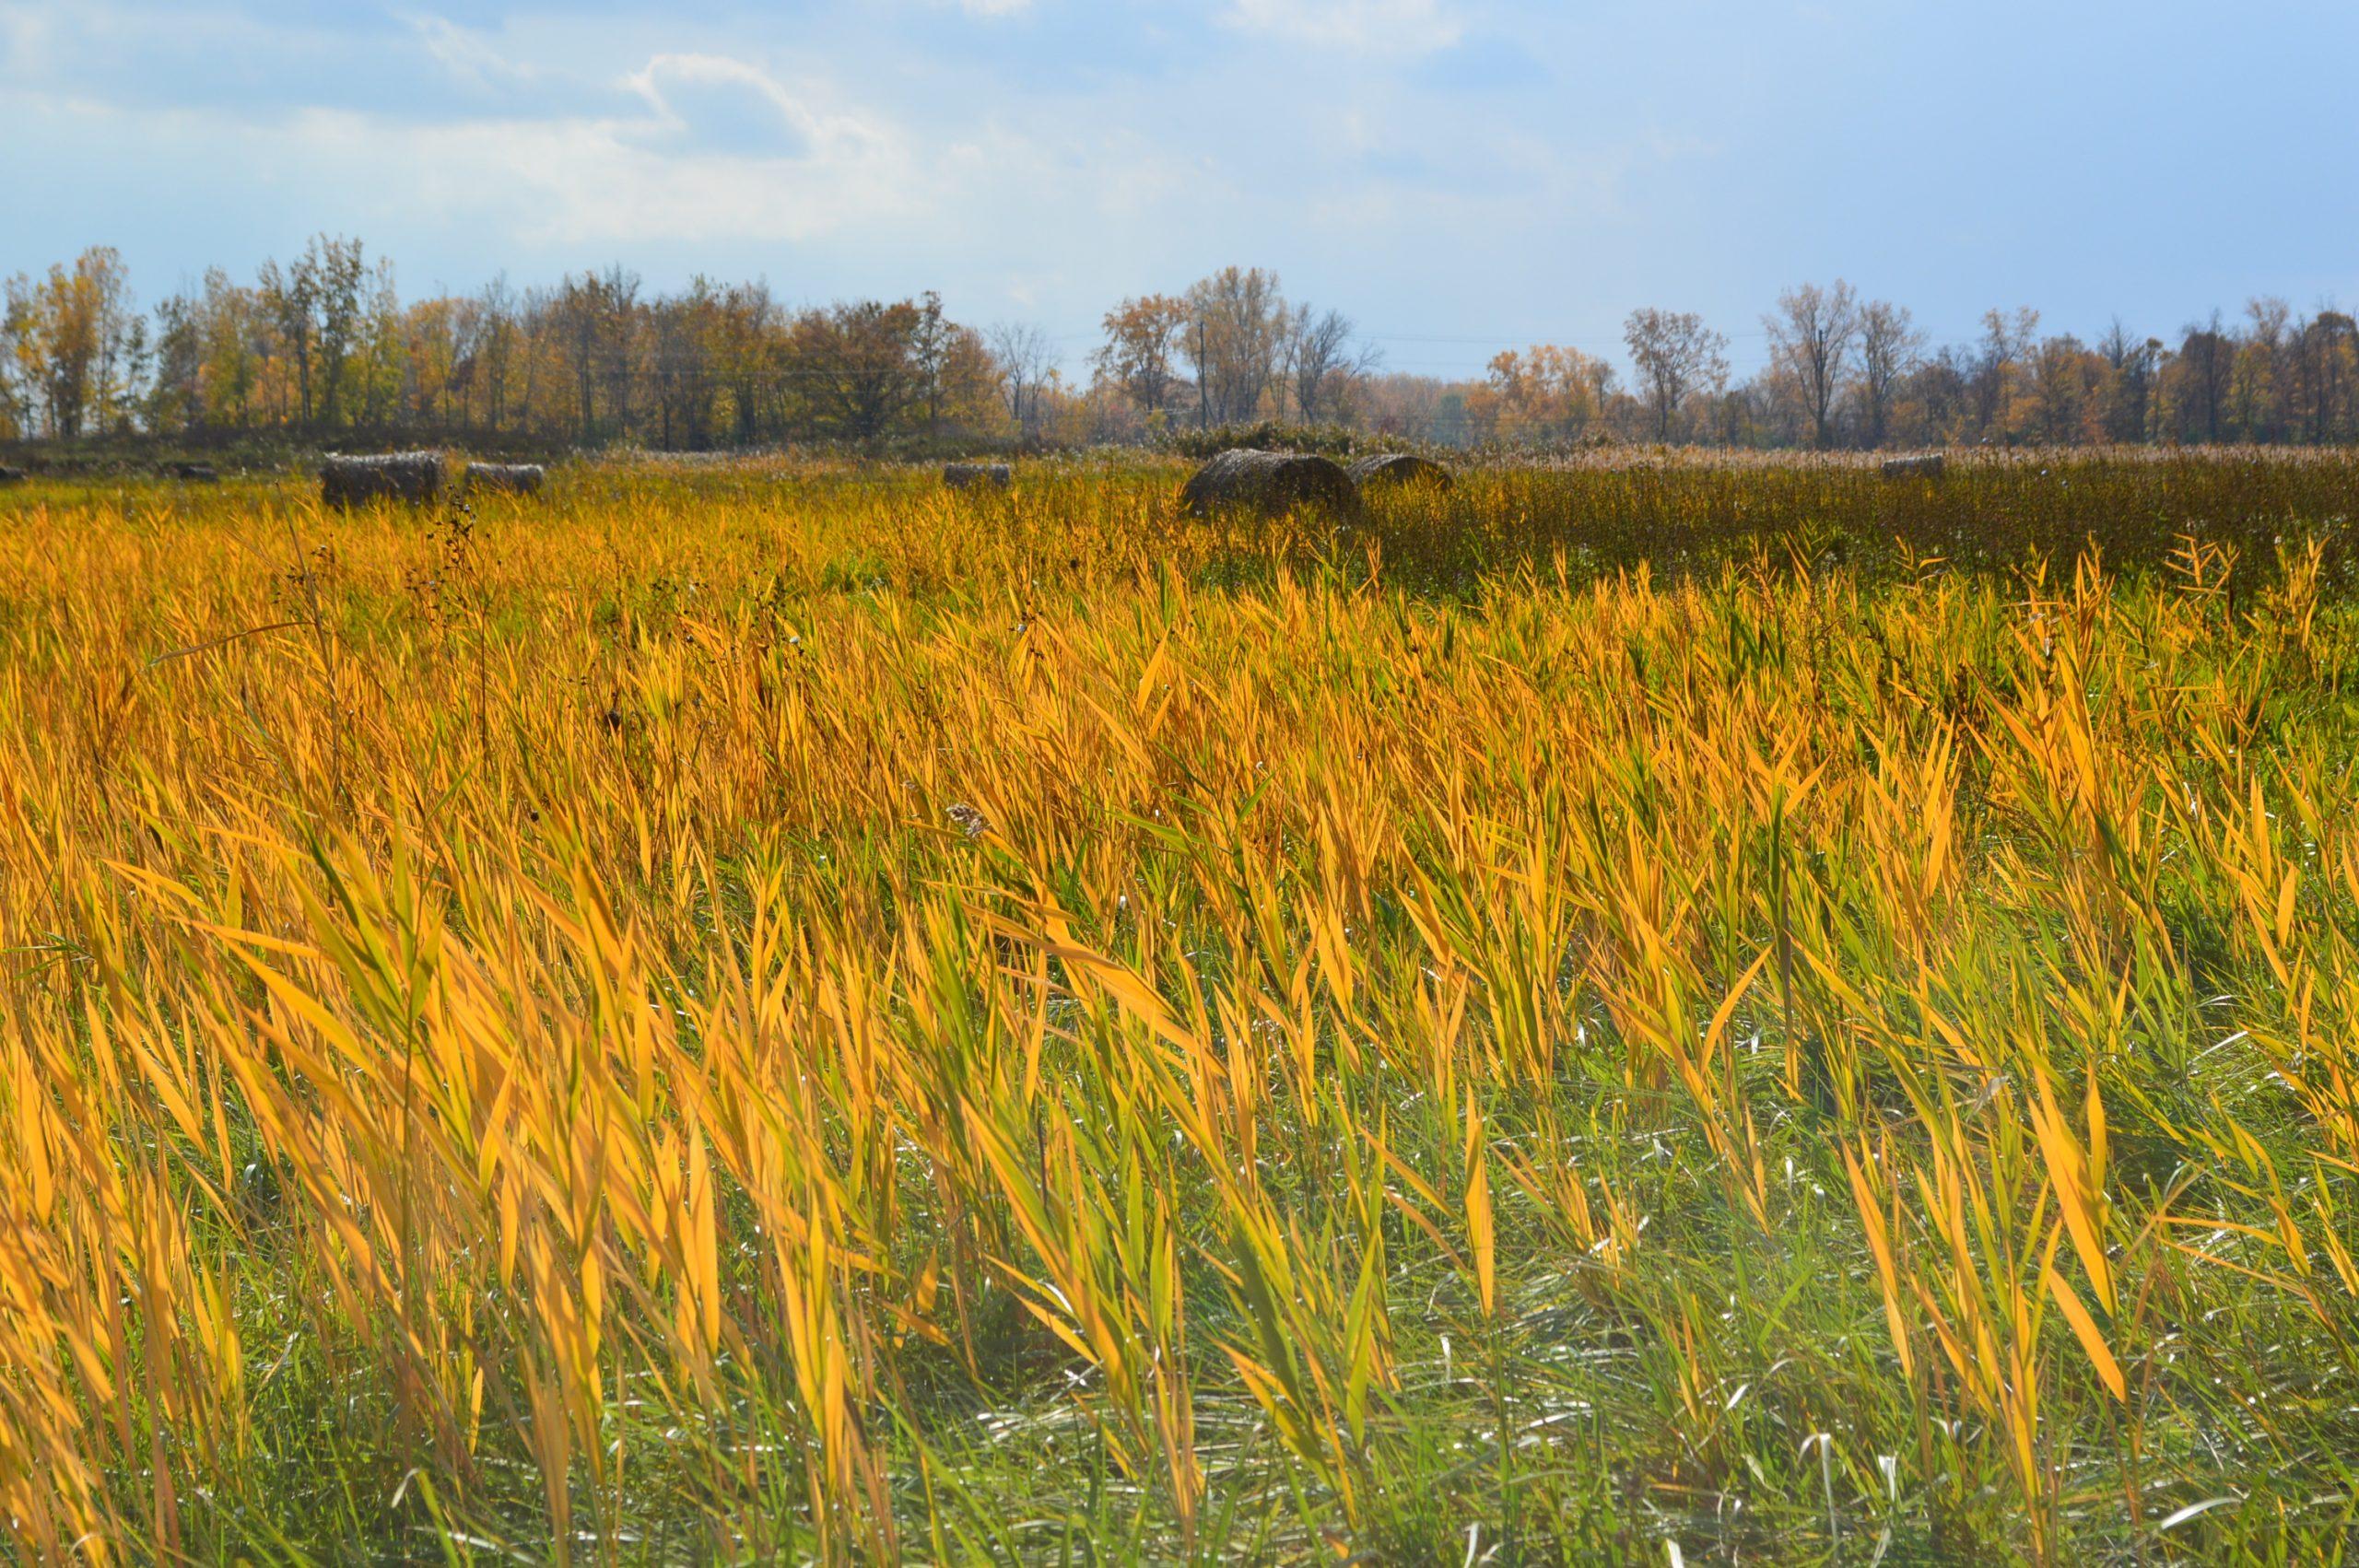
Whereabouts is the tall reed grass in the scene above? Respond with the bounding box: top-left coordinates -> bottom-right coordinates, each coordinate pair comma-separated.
1,453 -> 2355,1561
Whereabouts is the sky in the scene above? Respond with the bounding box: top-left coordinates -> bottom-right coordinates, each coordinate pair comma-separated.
4,0 -> 2355,380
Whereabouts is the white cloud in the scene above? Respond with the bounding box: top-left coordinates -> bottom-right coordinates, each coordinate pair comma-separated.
0,3 -> 51,72
623,53 -> 887,161
402,11 -> 543,92
290,77 -> 915,247
3,35 -> 1212,269
3,55 -> 919,253
1219,0 -> 1463,55
953,0 -> 1033,15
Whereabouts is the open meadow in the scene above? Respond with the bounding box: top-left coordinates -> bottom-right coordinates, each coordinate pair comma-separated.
6,451 -> 2359,1562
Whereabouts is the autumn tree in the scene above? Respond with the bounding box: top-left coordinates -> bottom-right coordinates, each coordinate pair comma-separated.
552,265 -> 643,442
790,299 -> 934,440
1349,373 -> 1461,443
1764,280 -> 1859,448
709,281 -> 780,444
1895,348 -> 1975,446
145,266 -> 264,433
2230,298 -> 2291,441
932,318 -> 1004,435
147,288 -> 205,435
255,252 -> 317,427
1183,266 -> 1288,427
1623,308 -> 1728,442
902,290 -> 957,437
647,281 -> 721,449
2167,312 -> 2236,443
1968,308 -> 2039,442
466,276 -> 521,432
352,257 -> 406,428
0,296 -> 25,439
2025,334 -> 2107,445
988,322 -> 1056,437
2291,310 -> 2356,443
402,296 -> 463,428
1285,305 -> 1372,423
2097,320 -> 2162,443
2,247 -> 144,439
1466,345 -> 1615,443
1851,298 -> 1923,449
309,237 -> 371,429
1092,294 -> 1189,418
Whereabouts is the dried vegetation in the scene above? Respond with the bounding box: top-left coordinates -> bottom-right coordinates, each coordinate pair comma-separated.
1,452 -> 2357,1561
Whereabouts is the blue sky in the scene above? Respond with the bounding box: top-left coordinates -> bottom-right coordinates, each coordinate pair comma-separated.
5,0 -> 2354,378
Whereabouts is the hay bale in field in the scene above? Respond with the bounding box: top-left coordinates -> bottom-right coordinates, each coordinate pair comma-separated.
1346,452 -> 1453,492
464,462 -> 546,497
170,462 -> 219,482
1881,453 -> 1945,480
1180,449 -> 1360,520
321,451 -> 443,509
943,462 -> 1013,490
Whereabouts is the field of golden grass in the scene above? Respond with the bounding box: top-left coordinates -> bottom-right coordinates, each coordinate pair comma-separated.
2,453 -> 2357,1562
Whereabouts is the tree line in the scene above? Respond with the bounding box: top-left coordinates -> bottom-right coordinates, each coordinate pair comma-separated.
6,241 -> 2353,451
1,241 -> 1006,450
1437,286 -> 2359,451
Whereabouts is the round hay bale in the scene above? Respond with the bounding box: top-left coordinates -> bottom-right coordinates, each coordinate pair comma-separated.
170,462 -> 219,482
1179,449 -> 1360,520
943,462 -> 1013,491
1346,452 -> 1453,492
1881,453 -> 1945,480
464,462 -> 546,497
322,451 -> 444,509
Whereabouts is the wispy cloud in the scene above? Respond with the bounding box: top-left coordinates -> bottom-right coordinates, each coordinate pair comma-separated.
402,11 -> 546,93
622,53 -> 888,161
1218,0 -> 1463,55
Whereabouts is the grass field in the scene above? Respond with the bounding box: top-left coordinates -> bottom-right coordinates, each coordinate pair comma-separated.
4,451 -> 2359,1562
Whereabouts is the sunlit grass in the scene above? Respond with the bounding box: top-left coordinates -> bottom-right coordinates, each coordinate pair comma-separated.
3,452 -> 2358,1562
